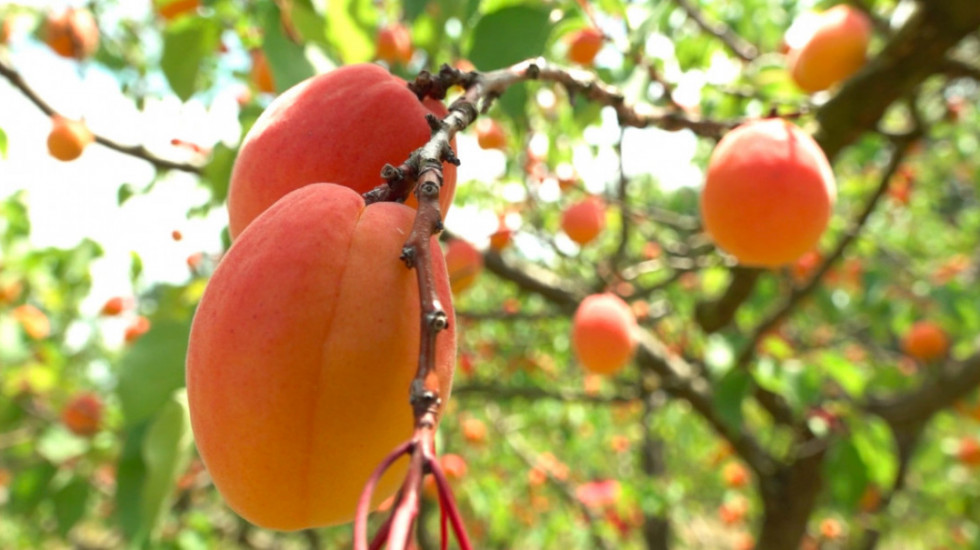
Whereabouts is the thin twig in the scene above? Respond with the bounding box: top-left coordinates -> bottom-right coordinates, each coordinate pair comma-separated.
0,55 -> 203,174
670,0 -> 759,61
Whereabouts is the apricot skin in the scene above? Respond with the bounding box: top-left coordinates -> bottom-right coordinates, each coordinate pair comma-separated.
789,5 -> 872,93
700,119 -> 836,267
186,183 -> 455,530
228,64 -> 457,239
572,293 -> 637,375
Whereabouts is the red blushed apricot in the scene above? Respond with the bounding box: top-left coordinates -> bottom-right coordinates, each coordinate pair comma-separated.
61,392 -> 103,437
700,118 -> 836,267
571,293 -> 637,375
561,196 -> 606,246
445,238 -> 483,295
901,321 -> 948,362
186,183 -> 456,530
788,5 -> 872,93
228,64 -> 457,239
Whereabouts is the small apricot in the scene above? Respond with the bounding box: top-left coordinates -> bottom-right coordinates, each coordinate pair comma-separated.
61,392 -> 103,437
561,196 -> 606,246
566,27 -> 603,66
571,293 -> 637,375
249,49 -> 276,94
475,118 -> 507,150
43,8 -> 99,60
47,116 -> 95,162
901,321 -> 948,362
787,5 -> 872,93
376,23 -> 413,65
445,238 -> 483,295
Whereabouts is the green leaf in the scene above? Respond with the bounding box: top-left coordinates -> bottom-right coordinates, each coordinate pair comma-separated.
819,351 -> 869,397
117,319 -> 190,426
713,368 -> 752,430
851,416 -> 898,489
116,423 -> 150,543
37,425 -> 89,464
53,476 -> 91,537
8,461 -> 57,516
467,5 -> 551,70
324,0 -> 379,64
260,2 -> 316,92
202,143 -> 235,205
824,437 -> 868,510
161,16 -> 221,101
140,391 -> 194,542
0,126 -> 7,159
117,183 -> 136,206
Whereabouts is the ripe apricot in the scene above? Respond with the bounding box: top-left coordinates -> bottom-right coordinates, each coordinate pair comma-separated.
47,116 -> 94,162
228,64 -> 457,239
566,27 -> 603,66
124,316 -> 151,343
475,118 -> 507,150
187,183 -> 456,530
958,436 -> 980,467
461,417 -> 487,445
154,0 -> 200,21
375,23 -> 412,65
445,238 -> 483,295
561,196 -> 606,246
100,296 -> 128,316
787,5 -> 872,93
571,293 -> 637,375
61,392 -> 103,437
249,49 -> 276,94
700,118 -> 836,267
574,479 -> 620,509
901,320 -> 948,362
488,217 -> 512,252
43,8 -> 99,60
722,461 -> 749,488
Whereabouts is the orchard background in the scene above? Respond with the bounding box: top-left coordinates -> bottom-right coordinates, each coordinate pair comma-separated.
2,0 -> 980,548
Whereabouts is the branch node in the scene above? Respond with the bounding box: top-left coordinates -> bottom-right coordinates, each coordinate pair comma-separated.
427,310 -> 449,332
400,246 -> 417,269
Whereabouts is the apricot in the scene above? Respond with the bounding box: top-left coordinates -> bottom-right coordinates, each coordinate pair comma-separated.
566,27 -> 603,66
574,479 -> 620,509
700,118 -> 836,267
186,183 -> 456,530
100,296 -> 128,316
787,5 -> 872,93
561,196 -> 606,246
375,22 -> 413,65
61,392 -> 103,437
12,304 -> 50,340
249,49 -> 276,94
445,238 -> 483,295
475,118 -> 507,150
43,8 -> 99,60
228,64 -> 457,239
958,436 -> 980,467
154,0 -> 200,21
722,461 -> 749,488
571,293 -> 637,375
488,215 -> 512,252
47,116 -> 95,162
901,320 -> 948,362
124,316 -> 151,343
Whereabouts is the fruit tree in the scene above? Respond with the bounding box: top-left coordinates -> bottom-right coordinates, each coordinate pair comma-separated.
1,1 -> 980,549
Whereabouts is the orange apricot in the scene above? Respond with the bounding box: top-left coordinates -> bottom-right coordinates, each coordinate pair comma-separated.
561,196 -> 606,246
100,296 -> 128,316
700,118 -> 836,267
249,49 -> 276,94
566,27 -> 603,66
571,293 -> 637,375
375,22 -> 413,65
475,118 -> 507,150
228,64 -> 457,239
722,461 -> 749,488
574,479 -> 620,509
47,116 -> 95,162
124,316 -> 151,343
901,320 -> 948,362
958,436 -> 980,467
461,417 -> 487,445
154,0 -> 200,21
445,238 -> 483,295
186,183 -> 455,530
787,5 -> 872,93
488,218 -> 513,252
43,8 -> 99,60
61,392 -> 103,437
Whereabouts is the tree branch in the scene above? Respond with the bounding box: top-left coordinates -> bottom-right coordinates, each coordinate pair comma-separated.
670,0 -> 759,61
